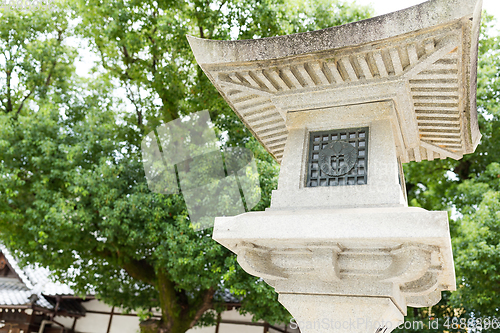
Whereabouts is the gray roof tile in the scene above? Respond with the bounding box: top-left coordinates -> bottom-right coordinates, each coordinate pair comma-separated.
0,244 -> 76,310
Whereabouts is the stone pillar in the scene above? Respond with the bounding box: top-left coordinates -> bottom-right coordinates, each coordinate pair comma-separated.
188,0 -> 482,332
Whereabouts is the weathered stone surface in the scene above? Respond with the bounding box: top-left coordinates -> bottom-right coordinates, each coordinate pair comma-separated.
213,204 -> 455,332
272,106 -> 405,209
188,0 -> 482,163
214,206 -> 455,310
188,1 -> 482,332
282,295 -> 404,333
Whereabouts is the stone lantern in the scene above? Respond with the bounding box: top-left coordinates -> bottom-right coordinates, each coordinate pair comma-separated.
188,0 -> 482,332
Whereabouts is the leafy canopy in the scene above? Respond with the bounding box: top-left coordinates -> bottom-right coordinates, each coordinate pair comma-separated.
0,1 -> 373,332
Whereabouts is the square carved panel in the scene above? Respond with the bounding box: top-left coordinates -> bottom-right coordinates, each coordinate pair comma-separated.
306,128 -> 368,187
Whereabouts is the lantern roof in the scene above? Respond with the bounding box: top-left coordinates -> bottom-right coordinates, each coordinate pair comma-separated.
188,0 -> 482,163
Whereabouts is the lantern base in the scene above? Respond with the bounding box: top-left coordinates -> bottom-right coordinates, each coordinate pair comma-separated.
282,295 -> 403,333
213,206 -> 455,332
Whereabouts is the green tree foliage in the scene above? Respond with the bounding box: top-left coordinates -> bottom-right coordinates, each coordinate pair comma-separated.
398,12 -> 500,333
0,1 -> 372,332
450,13 -> 500,318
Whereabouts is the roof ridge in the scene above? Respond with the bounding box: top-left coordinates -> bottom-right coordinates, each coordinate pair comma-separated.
0,243 -> 33,289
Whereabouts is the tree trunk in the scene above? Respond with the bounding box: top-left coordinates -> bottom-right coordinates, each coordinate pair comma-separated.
139,318 -> 190,333
139,271 -> 193,333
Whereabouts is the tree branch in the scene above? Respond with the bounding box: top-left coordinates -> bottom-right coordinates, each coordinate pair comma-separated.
188,287 -> 215,329
121,45 -> 138,64
206,0 -> 227,40
43,30 -> 64,88
6,65 -> 13,113
124,84 -> 143,129
95,43 -> 110,70
121,258 -> 156,285
44,61 -> 56,87
146,28 -> 158,76
16,90 -> 34,115
95,247 -> 156,285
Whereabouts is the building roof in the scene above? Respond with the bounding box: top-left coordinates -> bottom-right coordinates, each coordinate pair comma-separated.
0,245 -> 243,317
0,244 -> 85,316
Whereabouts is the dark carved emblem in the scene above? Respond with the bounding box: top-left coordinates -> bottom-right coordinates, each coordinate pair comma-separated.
318,141 -> 357,176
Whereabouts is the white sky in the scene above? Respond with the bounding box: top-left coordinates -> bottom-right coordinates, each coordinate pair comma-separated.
355,0 -> 500,22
